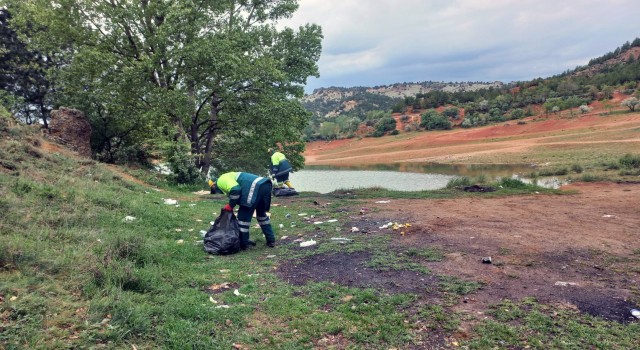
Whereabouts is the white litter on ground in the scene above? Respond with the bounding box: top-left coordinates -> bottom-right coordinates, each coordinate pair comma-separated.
375,200 -> 391,204
163,198 -> 178,205
554,281 -> 578,286
327,219 -> 338,223
300,240 -> 317,247
123,216 -> 136,222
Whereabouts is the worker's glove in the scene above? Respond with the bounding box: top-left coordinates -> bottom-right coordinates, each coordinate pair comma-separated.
222,204 -> 233,212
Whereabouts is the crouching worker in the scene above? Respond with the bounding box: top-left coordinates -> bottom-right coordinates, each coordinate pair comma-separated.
208,172 -> 276,249
268,148 -> 294,189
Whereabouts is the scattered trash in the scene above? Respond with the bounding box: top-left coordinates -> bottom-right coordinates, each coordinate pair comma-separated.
279,224 -> 284,229
200,230 -> 207,237
380,222 -> 412,230
482,257 -> 492,264
267,255 -> 276,258
631,309 -> 640,319
196,219 -> 203,222
350,227 -> 360,232
176,239 -> 184,244
375,200 -> 391,204
298,213 -> 308,216
280,236 -> 289,240
188,229 -> 194,232
209,296 -> 218,304
189,203 -> 197,207
554,281 -> 578,286
285,213 -> 291,218
122,216 -> 136,222
163,198 -> 178,205
602,214 -> 616,218
331,237 -> 354,244
216,305 -> 230,309
293,238 -> 304,242
175,228 -> 182,232
313,221 -> 324,225
327,219 -> 338,223
300,240 -> 317,247
10,296 -> 17,301
219,269 -> 230,273
233,289 -> 246,297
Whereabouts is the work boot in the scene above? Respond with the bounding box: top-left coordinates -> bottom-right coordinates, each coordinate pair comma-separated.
266,241 -> 276,248
247,240 -> 256,247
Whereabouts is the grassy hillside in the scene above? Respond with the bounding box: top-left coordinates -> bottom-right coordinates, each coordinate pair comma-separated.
2,107 -> 639,349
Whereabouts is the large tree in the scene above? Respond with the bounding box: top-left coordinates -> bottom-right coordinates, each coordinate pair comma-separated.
11,0 -> 322,176
0,8 -> 53,127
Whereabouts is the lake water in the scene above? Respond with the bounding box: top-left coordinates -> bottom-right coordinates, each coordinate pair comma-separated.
289,163 -> 553,193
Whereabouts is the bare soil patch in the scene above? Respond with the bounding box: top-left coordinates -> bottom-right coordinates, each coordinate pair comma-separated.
276,183 -> 640,323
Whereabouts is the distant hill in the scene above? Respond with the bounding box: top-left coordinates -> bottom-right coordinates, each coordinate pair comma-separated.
302,81 -> 503,119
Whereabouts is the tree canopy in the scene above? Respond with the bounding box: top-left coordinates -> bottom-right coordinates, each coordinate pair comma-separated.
5,0 -> 322,180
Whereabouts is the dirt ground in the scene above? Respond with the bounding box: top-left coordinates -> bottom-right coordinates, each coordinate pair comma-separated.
276,182 -> 640,325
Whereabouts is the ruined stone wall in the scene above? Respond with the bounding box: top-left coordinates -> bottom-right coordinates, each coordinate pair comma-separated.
47,107 -> 92,158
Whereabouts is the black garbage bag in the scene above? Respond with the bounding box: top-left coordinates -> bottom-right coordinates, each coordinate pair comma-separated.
203,209 -> 241,255
273,187 -> 298,197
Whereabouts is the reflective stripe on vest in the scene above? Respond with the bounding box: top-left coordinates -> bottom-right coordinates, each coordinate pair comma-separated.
246,177 -> 264,206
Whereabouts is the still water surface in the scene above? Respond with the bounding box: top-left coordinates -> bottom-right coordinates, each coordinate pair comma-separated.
290,163 -> 544,194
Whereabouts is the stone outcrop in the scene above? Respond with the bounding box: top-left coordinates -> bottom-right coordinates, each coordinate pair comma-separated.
47,107 -> 92,157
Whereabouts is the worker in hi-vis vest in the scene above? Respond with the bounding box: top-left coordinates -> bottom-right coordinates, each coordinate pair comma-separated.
268,148 -> 294,189
208,172 -> 275,249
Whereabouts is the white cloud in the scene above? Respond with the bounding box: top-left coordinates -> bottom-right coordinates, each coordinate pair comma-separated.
278,0 -> 640,92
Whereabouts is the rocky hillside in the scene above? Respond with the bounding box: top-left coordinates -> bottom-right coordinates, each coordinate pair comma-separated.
302,81 -> 503,118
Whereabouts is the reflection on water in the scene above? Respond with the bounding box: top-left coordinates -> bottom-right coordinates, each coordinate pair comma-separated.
306,162 -> 536,177
291,169 -> 456,194
292,163 -> 557,193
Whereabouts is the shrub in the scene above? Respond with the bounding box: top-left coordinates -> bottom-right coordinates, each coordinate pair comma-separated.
619,153 -> 640,168
579,105 -> 592,114
510,108 -> 524,119
498,177 -> 528,189
570,164 -> 583,173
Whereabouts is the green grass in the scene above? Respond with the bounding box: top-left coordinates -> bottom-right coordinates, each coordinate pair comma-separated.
467,299 -> 640,349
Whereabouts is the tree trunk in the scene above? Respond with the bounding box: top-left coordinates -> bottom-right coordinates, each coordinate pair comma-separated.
199,95 -> 221,174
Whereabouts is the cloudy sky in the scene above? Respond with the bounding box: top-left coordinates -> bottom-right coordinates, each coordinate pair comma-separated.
279,0 -> 640,93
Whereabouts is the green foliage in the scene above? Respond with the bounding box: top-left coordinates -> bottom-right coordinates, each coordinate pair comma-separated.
510,108 -> 525,119
442,107 -> 459,118
11,0 -> 321,173
619,153 -> 640,168
165,141 -> 201,185
374,116 -> 397,134
420,110 -> 452,130
621,97 -> 639,111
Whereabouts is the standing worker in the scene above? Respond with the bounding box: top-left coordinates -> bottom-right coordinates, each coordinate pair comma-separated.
268,148 -> 294,189
208,172 -> 276,249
